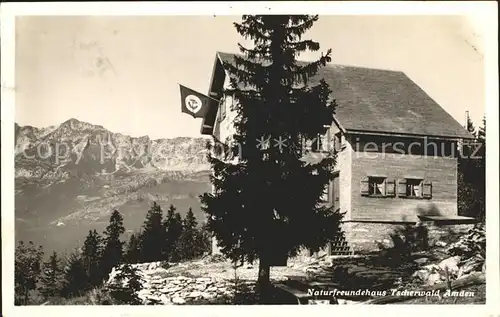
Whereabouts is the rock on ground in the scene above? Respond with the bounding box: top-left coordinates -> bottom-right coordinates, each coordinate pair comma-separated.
105,257 -> 301,305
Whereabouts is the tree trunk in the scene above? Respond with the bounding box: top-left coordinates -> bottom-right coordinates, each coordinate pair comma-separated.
257,256 -> 271,304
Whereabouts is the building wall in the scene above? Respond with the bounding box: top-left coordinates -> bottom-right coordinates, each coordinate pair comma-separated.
217,73 -> 238,143
331,126 -> 352,221
348,135 -> 459,223
211,71 -> 236,255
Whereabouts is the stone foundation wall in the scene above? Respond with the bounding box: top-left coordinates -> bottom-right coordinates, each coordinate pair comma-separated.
212,221 -> 476,257
342,221 -> 476,253
421,221 -> 475,246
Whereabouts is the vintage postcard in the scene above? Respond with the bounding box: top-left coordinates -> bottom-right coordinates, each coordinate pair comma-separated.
1,2 -> 498,317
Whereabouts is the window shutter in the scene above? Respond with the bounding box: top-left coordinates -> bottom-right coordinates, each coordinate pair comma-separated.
386,179 -> 396,197
397,179 -> 407,197
360,177 -> 369,196
422,181 -> 432,199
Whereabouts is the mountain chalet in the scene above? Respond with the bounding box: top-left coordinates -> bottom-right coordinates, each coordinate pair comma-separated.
190,52 -> 476,255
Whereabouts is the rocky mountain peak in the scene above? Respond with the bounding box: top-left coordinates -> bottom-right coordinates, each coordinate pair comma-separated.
15,118 -> 211,179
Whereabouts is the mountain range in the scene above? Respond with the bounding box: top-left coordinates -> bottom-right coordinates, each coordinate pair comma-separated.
15,118 -> 212,255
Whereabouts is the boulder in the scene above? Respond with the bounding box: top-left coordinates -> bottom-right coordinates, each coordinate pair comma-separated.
146,262 -> 162,271
186,291 -> 203,298
172,296 -> 186,305
422,263 -> 440,273
412,269 -> 430,282
435,241 -> 447,247
150,278 -> 164,285
414,257 -> 429,265
201,292 -> 217,300
192,283 -> 208,292
146,294 -> 162,303
160,285 -> 183,294
195,277 -> 212,283
438,256 -> 461,276
426,273 -> 442,286
159,294 -> 171,305
206,286 -> 218,293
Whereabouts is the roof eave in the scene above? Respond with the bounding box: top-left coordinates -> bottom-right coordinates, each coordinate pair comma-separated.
344,128 -> 475,141
200,53 -> 226,135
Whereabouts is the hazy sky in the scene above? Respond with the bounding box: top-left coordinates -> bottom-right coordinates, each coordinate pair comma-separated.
16,15 -> 485,139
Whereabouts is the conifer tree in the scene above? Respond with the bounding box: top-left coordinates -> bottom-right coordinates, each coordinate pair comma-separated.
139,202 -> 166,262
163,204 -> 183,262
62,250 -> 89,298
39,251 -> 64,300
458,116 -> 486,221
473,116 -> 486,220
81,229 -> 103,286
125,233 -> 141,264
200,15 -> 343,297
107,263 -> 143,305
176,208 -> 199,260
15,241 -> 44,305
100,210 -> 125,279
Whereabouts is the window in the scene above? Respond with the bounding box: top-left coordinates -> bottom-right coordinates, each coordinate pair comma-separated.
406,179 -> 423,197
361,177 -> 396,197
369,177 -> 386,196
398,179 -> 432,199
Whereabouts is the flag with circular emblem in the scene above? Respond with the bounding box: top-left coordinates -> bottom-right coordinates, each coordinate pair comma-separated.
179,84 -> 213,118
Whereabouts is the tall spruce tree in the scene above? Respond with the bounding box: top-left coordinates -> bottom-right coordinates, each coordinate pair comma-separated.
125,233 -> 141,263
62,250 -> 89,298
176,208 -> 199,260
163,204 -> 183,262
15,241 -> 44,305
200,15 -> 343,296
39,251 -> 64,299
139,202 -> 166,262
81,229 -> 103,286
100,210 -> 125,279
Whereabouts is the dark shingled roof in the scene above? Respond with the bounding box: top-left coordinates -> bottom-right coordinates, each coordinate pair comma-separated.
215,52 -> 473,139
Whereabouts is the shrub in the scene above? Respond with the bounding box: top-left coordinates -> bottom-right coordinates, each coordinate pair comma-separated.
388,223 -> 429,255
446,223 -> 485,258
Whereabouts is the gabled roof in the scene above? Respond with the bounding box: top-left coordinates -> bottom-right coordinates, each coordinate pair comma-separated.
203,51 -> 474,140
